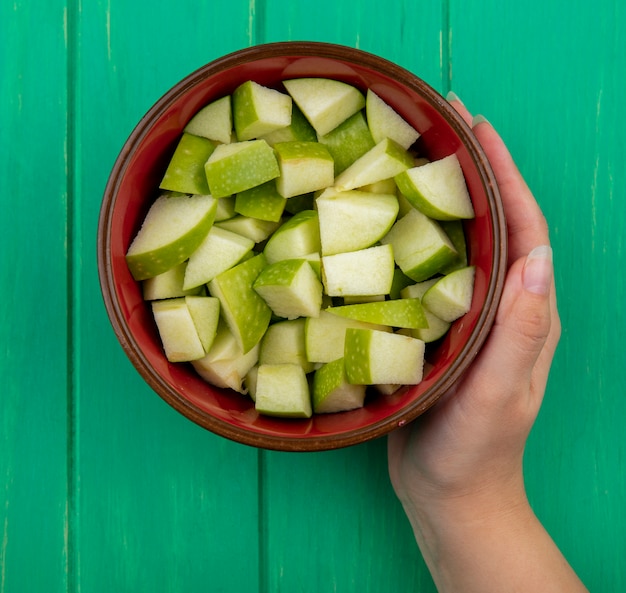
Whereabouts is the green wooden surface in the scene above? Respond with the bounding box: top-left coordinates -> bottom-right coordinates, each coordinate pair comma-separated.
1,1 -> 624,591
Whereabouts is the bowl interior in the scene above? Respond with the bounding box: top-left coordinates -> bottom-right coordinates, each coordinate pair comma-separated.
99,42 -> 505,451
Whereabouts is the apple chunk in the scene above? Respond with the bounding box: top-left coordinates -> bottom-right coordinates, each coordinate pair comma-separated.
151,298 -> 206,362
274,141 -> 334,198
254,363 -> 312,418
421,266 -> 476,322
326,298 -> 428,329
233,80 -> 292,141
159,133 -> 216,195
312,358 -> 367,414
366,89 -> 420,149
184,95 -> 233,145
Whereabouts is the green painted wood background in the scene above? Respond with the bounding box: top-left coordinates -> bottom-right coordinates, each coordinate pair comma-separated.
1,1 -> 624,591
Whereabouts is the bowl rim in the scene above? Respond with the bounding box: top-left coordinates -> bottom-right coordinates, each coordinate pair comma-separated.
98,41 -> 507,452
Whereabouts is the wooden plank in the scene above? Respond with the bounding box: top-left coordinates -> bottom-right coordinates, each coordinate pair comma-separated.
0,2 -> 69,591
450,1 -> 626,590
71,1 -> 262,590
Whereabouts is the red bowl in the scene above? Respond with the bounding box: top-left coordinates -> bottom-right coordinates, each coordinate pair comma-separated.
98,41 -> 507,451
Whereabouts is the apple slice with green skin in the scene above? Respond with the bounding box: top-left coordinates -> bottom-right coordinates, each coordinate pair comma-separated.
439,219 -> 468,273
263,209 -> 320,264
260,103 -> 317,146
333,137 -> 414,192
208,253 -> 272,353
214,196 -> 237,221
380,207 -> 457,282
191,321 -> 259,394
183,226 -> 255,290
142,261 -> 204,300
421,266 -> 476,322
366,89 -> 420,149
159,133 -> 216,195
259,318 -> 315,374
344,328 -> 425,385
204,139 -> 279,198
401,280 -> 452,343
215,215 -> 280,243
254,363 -> 312,418
233,80 -> 292,141
126,194 -> 217,281
244,365 -> 258,401
312,357 -> 366,414
274,141 -> 334,198
235,180 -> 287,222
305,310 -> 391,363
326,298 -> 428,329
317,111 -> 375,175
185,295 -> 220,352
321,244 -> 395,297
316,189 -> 399,255
282,78 -> 365,136
184,95 -> 233,145
253,259 -> 323,320
151,298 -> 207,362
394,154 -> 475,220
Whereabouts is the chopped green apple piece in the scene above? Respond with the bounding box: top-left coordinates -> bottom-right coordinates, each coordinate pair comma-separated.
215,215 -> 280,243
366,89 -> 420,149
318,111 -> 375,175
283,77 -> 365,136
421,266 -> 476,322
380,208 -> 457,282
274,141 -> 334,198
151,298 -> 206,362
326,298 -> 427,329
401,280 -> 452,343
260,103 -> 317,146
235,180 -> 287,222
333,137 -> 414,191
185,295 -> 220,352
159,133 -> 216,195
316,189 -> 399,255
312,358 -> 366,414
439,219 -> 468,273
254,363 -> 312,418
394,154 -> 475,220
253,259 -> 323,320
184,95 -> 233,145
244,365 -> 258,401
359,177 -> 398,194
259,318 -> 315,374
214,196 -> 237,221
263,209 -> 320,264
305,311 -> 391,364
204,139 -> 279,198
183,226 -> 254,289
388,267 -> 415,300
126,194 -> 217,281
321,244 -> 395,297
208,253 -> 272,353
142,261 -> 203,300
344,328 -> 425,385
233,80 -> 292,141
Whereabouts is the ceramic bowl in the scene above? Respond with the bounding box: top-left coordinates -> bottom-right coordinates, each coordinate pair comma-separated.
98,41 -> 507,451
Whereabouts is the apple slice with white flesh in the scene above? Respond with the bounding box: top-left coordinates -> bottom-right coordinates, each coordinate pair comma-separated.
151,298 -> 206,362
260,103 -> 317,146
400,280 -> 452,343
183,226 -> 254,289
439,219 -> 468,273
233,80 -> 292,141
321,244 -> 395,297
263,209 -> 320,264
208,253 -> 272,353
333,137 -> 414,191
305,310 -> 391,364
274,141 -> 334,198
344,328 -> 425,385
394,154 -> 475,220
185,295 -> 221,352
312,357 -> 366,414
421,266 -> 476,322
184,95 -> 233,145
142,261 -> 203,300
253,259 -> 323,320
204,139 -> 279,198
316,189 -> 399,255
282,77 -> 365,136
159,133 -> 216,195
254,363 -> 312,418
366,89 -> 420,149
259,318 -> 315,374
235,180 -> 287,222
215,215 -> 280,243
214,196 -> 236,221
326,298 -> 428,329
126,194 -> 217,281
380,207 -> 457,282
192,321 -> 259,394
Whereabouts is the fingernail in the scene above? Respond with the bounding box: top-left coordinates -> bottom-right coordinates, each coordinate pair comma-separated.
472,114 -> 490,128
446,90 -> 462,103
523,245 -> 553,295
